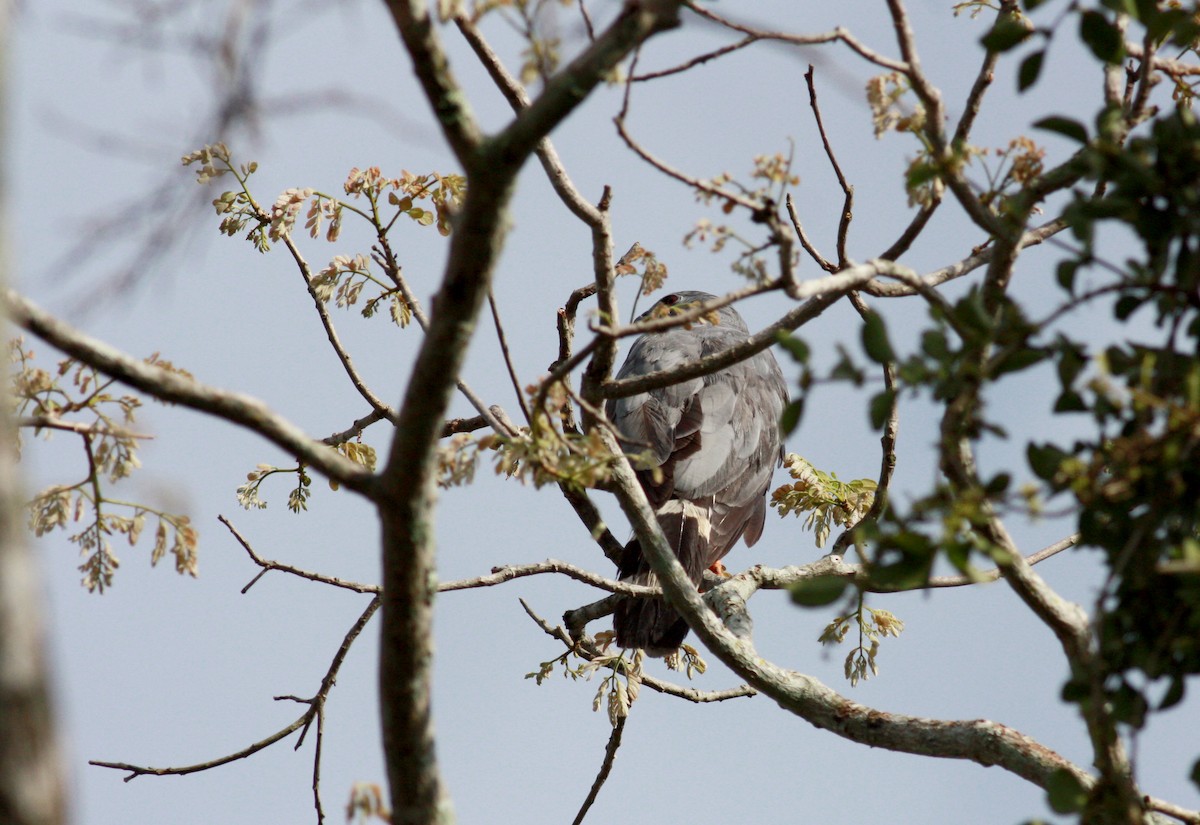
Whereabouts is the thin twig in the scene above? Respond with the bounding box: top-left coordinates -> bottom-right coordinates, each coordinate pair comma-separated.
275,221 -> 396,422
371,233 -> 515,438
521,598 -> 756,703
785,194 -> 836,273
683,2 -> 908,72
488,289 -> 533,423
833,293 -> 898,555
803,65 -> 854,269
571,716 -> 626,825
90,595 -> 380,798
219,515 -> 381,594
440,559 -> 658,597
631,35 -> 759,81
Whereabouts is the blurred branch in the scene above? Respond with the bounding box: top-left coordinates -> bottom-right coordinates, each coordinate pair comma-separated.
684,2 -> 908,72
0,4 -> 68,813
16,414 -> 152,440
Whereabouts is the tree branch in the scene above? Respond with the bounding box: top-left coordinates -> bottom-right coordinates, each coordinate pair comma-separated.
380,0 -> 483,165
375,6 -> 685,821
220,515 -> 381,595
570,716 -> 625,825
439,559 -> 657,597
600,426 -> 1101,797
683,2 -> 908,72
90,595 -> 380,825
4,289 -> 375,495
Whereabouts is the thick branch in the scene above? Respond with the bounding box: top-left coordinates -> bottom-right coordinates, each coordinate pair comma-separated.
600,427 -> 1100,798
381,0 -> 483,164
375,6 -> 685,823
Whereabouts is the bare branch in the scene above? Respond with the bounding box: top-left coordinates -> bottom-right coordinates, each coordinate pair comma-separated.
786,195 -> 836,273
5,289 -> 375,495
439,559 -> 657,597
570,716 -> 625,825
631,35 -> 760,81
803,66 -> 854,269
454,13 -> 609,228
90,594 -> 380,811
832,292 -> 898,555
863,219 -> 1068,298
487,290 -> 532,423
15,415 -> 153,440
219,515 -> 380,595
683,2 -> 908,72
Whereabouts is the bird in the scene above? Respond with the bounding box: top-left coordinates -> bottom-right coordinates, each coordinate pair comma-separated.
606,291 -> 788,655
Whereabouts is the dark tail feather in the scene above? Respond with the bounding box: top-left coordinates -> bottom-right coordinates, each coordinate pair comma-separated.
613,507 -> 709,656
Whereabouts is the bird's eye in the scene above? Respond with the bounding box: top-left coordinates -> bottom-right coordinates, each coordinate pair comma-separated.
662,293 -> 679,305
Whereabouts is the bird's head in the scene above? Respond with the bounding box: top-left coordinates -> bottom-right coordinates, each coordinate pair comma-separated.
637,291 -> 750,333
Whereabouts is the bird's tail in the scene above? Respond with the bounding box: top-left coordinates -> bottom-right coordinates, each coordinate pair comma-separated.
613,502 -> 710,656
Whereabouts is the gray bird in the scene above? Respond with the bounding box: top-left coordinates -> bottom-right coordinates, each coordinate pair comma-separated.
606,291 -> 788,654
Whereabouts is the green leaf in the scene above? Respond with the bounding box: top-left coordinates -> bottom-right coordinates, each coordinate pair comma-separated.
776,332 -> 811,363
1056,259 -> 1080,292
869,389 -> 896,430
1018,50 -> 1045,92
984,472 -> 1011,495
992,347 -> 1047,377
1053,390 -> 1087,413
1027,443 -> 1068,481
779,399 -> 805,436
1046,768 -> 1088,814
1158,676 -> 1185,710
921,329 -> 949,359
830,345 -> 866,385
981,19 -> 1033,53
1033,116 -> 1089,144
861,311 -> 896,364
1114,294 -> 1142,320
1099,0 -> 1137,16
1061,677 -> 1089,703
789,576 -> 848,607
905,160 -> 939,190
1080,10 -> 1125,63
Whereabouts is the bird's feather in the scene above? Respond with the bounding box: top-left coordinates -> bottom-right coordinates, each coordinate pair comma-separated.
606,292 -> 787,654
